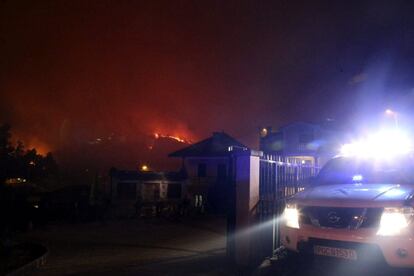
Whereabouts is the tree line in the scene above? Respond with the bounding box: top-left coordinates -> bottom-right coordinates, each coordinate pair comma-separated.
0,124 -> 58,187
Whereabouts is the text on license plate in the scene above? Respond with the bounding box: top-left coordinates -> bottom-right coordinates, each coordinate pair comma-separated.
314,245 -> 357,260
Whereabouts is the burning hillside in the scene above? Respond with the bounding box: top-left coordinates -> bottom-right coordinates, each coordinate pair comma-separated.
52,131 -> 194,172
153,133 -> 192,144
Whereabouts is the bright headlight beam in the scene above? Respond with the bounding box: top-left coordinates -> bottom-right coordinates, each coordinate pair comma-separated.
283,205 -> 300,229
377,207 -> 414,236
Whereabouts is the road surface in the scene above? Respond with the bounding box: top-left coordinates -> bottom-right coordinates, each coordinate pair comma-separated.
24,216 -> 235,275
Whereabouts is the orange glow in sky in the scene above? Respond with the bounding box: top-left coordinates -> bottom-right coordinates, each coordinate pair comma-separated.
25,141 -> 50,156
12,134 -> 50,156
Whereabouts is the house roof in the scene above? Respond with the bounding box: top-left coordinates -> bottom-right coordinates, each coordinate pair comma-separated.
169,132 -> 247,157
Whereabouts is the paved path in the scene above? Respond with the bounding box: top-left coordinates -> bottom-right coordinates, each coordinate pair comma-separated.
24,217 -> 236,275
24,216 -> 411,276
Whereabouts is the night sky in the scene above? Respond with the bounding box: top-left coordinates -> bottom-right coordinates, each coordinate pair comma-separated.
2,0 -> 414,170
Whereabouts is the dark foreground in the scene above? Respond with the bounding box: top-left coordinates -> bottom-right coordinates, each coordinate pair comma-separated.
20,217 -> 414,276
255,249 -> 414,276
23,216 -> 235,275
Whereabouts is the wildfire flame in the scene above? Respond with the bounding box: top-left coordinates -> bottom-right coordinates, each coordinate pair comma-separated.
153,133 -> 192,144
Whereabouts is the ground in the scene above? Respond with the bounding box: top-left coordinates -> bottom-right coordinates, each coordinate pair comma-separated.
254,248 -> 414,276
23,216 -> 236,276
21,217 -> 414,276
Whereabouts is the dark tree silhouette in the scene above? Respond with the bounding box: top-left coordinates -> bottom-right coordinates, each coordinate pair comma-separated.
0,124 -> 14,184
0,124 -> 60,235
0,123 -> 58,186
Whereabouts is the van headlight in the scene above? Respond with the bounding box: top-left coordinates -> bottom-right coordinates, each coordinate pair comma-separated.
283,204 -> 300,229
377,207 -> 414,236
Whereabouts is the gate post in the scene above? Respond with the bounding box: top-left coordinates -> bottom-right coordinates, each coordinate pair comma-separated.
228,148 -> 262,266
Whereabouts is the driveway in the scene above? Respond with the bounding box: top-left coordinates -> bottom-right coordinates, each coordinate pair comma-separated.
24,216 -> 236,275
23,216 -> 413,276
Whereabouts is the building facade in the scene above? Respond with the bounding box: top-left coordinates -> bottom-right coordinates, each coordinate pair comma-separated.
260,122 -> 342,167
110,169 -> 186,216
169,132 -> 248,213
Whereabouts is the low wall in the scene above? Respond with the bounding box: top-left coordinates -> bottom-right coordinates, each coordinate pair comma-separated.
7,243 -> 48,276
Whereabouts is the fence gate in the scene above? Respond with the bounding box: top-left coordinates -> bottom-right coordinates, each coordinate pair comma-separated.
253,154 -> 319,262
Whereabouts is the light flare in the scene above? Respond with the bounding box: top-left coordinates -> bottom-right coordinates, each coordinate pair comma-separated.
377,207 -> 414,236
283,204 -> 300,229
340,129 -> 412,160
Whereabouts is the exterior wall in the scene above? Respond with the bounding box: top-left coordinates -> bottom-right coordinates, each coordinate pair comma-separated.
249,156 -> 260,211
110,178 -> 137,217
112,179 -> 184,201
111,179 -> 138,200
232,152 -> 261,266
110,177 -> 185,216
183,156 -> 230,212
184,157 -> 229,191
184,157 -> 229,178
260,122 -> 342,166
281,123 -> 319,156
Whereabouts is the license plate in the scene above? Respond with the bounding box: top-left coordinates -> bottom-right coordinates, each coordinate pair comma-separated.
314,245 -> 357,260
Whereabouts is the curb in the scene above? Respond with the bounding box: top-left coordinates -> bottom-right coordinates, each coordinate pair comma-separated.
7,243 -> 49,276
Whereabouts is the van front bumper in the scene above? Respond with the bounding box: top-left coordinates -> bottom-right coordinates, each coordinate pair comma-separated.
280,225 -> 414,268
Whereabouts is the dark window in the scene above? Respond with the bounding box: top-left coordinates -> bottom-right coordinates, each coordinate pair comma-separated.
117,182 -> 136,200
167,183 -> 182,199
217,164 -> 227,180
198,163 -> 207,177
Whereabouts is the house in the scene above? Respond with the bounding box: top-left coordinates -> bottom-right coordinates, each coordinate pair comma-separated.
169,131 -> 248,213
110,169 -> 186,217
259,122 -> 342,167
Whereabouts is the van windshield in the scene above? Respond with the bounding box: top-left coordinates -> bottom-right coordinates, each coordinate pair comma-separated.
317,156 -> 414,185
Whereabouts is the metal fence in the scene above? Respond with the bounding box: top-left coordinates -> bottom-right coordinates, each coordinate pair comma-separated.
254,154 -> 320,261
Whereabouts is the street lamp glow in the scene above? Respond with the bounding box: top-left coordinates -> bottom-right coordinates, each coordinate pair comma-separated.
385,109 -> 395,115
384,109 -> 399,128
260,127 -> 268,137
